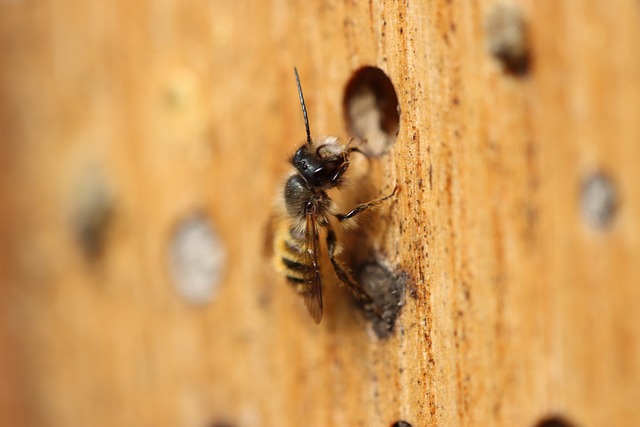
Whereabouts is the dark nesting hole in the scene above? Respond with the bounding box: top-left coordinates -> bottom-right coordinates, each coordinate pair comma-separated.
390,421 -> 413,427
534,416 -> 576,427
484,2 -> 531,74
343,66 -> 400,156
69,167 -> 114,259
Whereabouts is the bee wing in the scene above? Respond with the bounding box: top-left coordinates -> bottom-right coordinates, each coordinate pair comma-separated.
303,212 -> 323,324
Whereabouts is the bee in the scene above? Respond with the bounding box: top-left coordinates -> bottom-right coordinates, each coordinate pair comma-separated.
272,68 -> 397,324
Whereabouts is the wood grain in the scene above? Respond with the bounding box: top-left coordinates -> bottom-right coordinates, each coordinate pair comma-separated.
1,0 -> 639,426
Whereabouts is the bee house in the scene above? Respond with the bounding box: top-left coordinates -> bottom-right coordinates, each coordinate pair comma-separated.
0,1 -> 639,426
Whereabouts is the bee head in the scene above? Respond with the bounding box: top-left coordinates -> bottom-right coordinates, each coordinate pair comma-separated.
291,68 -> 350,190
292,143 -> 347,190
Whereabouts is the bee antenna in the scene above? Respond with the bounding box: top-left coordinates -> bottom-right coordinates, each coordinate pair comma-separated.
294,67 -> 312,145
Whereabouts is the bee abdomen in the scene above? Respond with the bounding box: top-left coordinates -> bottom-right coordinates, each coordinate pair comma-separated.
282,257 -> 308,273
284,237 -> 304,256
276,251 -> 314,291
285,275 -> 306,284
273,220 -> 314,292
279,254 -> 310,282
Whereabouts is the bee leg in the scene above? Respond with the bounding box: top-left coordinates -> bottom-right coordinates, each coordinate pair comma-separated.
334,185 -> 399,222
330,162 -> 350,182
326,227 -> 371,302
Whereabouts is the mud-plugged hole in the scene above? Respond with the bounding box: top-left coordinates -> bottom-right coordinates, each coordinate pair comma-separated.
357,260 -> 407,339
581,171 -> 617,229
343,66 -> 400,156
169,213 -> 227,305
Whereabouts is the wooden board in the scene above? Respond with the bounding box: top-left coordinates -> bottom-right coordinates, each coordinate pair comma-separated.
1,0 -> 639,426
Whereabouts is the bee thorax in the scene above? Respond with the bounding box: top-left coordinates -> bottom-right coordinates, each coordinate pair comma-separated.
284,175 -> 312,217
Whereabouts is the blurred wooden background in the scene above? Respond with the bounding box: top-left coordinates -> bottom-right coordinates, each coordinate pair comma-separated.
1,0 -> 639,426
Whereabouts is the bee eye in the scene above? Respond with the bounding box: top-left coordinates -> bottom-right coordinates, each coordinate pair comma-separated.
300,160 -> 308,170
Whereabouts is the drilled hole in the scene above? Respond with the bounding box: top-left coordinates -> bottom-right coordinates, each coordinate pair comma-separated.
169,213 -> 227,305
69,166 -> 115,258
580,171 -> 618,229
390,421 -> 413,427
485,2 -> 530,74
343,66 -> 400,156
535,416 -> 576,427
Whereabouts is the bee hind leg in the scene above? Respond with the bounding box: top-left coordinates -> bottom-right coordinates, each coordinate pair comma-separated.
326,227 -> 371,303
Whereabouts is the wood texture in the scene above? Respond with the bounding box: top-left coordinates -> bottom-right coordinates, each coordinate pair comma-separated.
1,0 -> 639,426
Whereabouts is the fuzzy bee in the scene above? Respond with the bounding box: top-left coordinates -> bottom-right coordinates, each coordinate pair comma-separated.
272,68 -> 397,324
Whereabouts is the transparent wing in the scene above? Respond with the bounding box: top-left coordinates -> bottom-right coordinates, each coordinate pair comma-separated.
303,213 -> 323,324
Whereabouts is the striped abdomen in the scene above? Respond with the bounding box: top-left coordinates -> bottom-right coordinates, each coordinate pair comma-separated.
273,220 -> 313,295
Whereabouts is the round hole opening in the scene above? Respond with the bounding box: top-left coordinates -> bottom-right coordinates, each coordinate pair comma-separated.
343,66 -> 400,156
169,213 -> 227,305
580,171 -> 617,229
484,2 -> 530,74
534,416 -> 576,427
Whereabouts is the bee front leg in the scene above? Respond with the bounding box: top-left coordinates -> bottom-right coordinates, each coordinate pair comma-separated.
326,226 -> 371,303
334,185 -> 399,222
